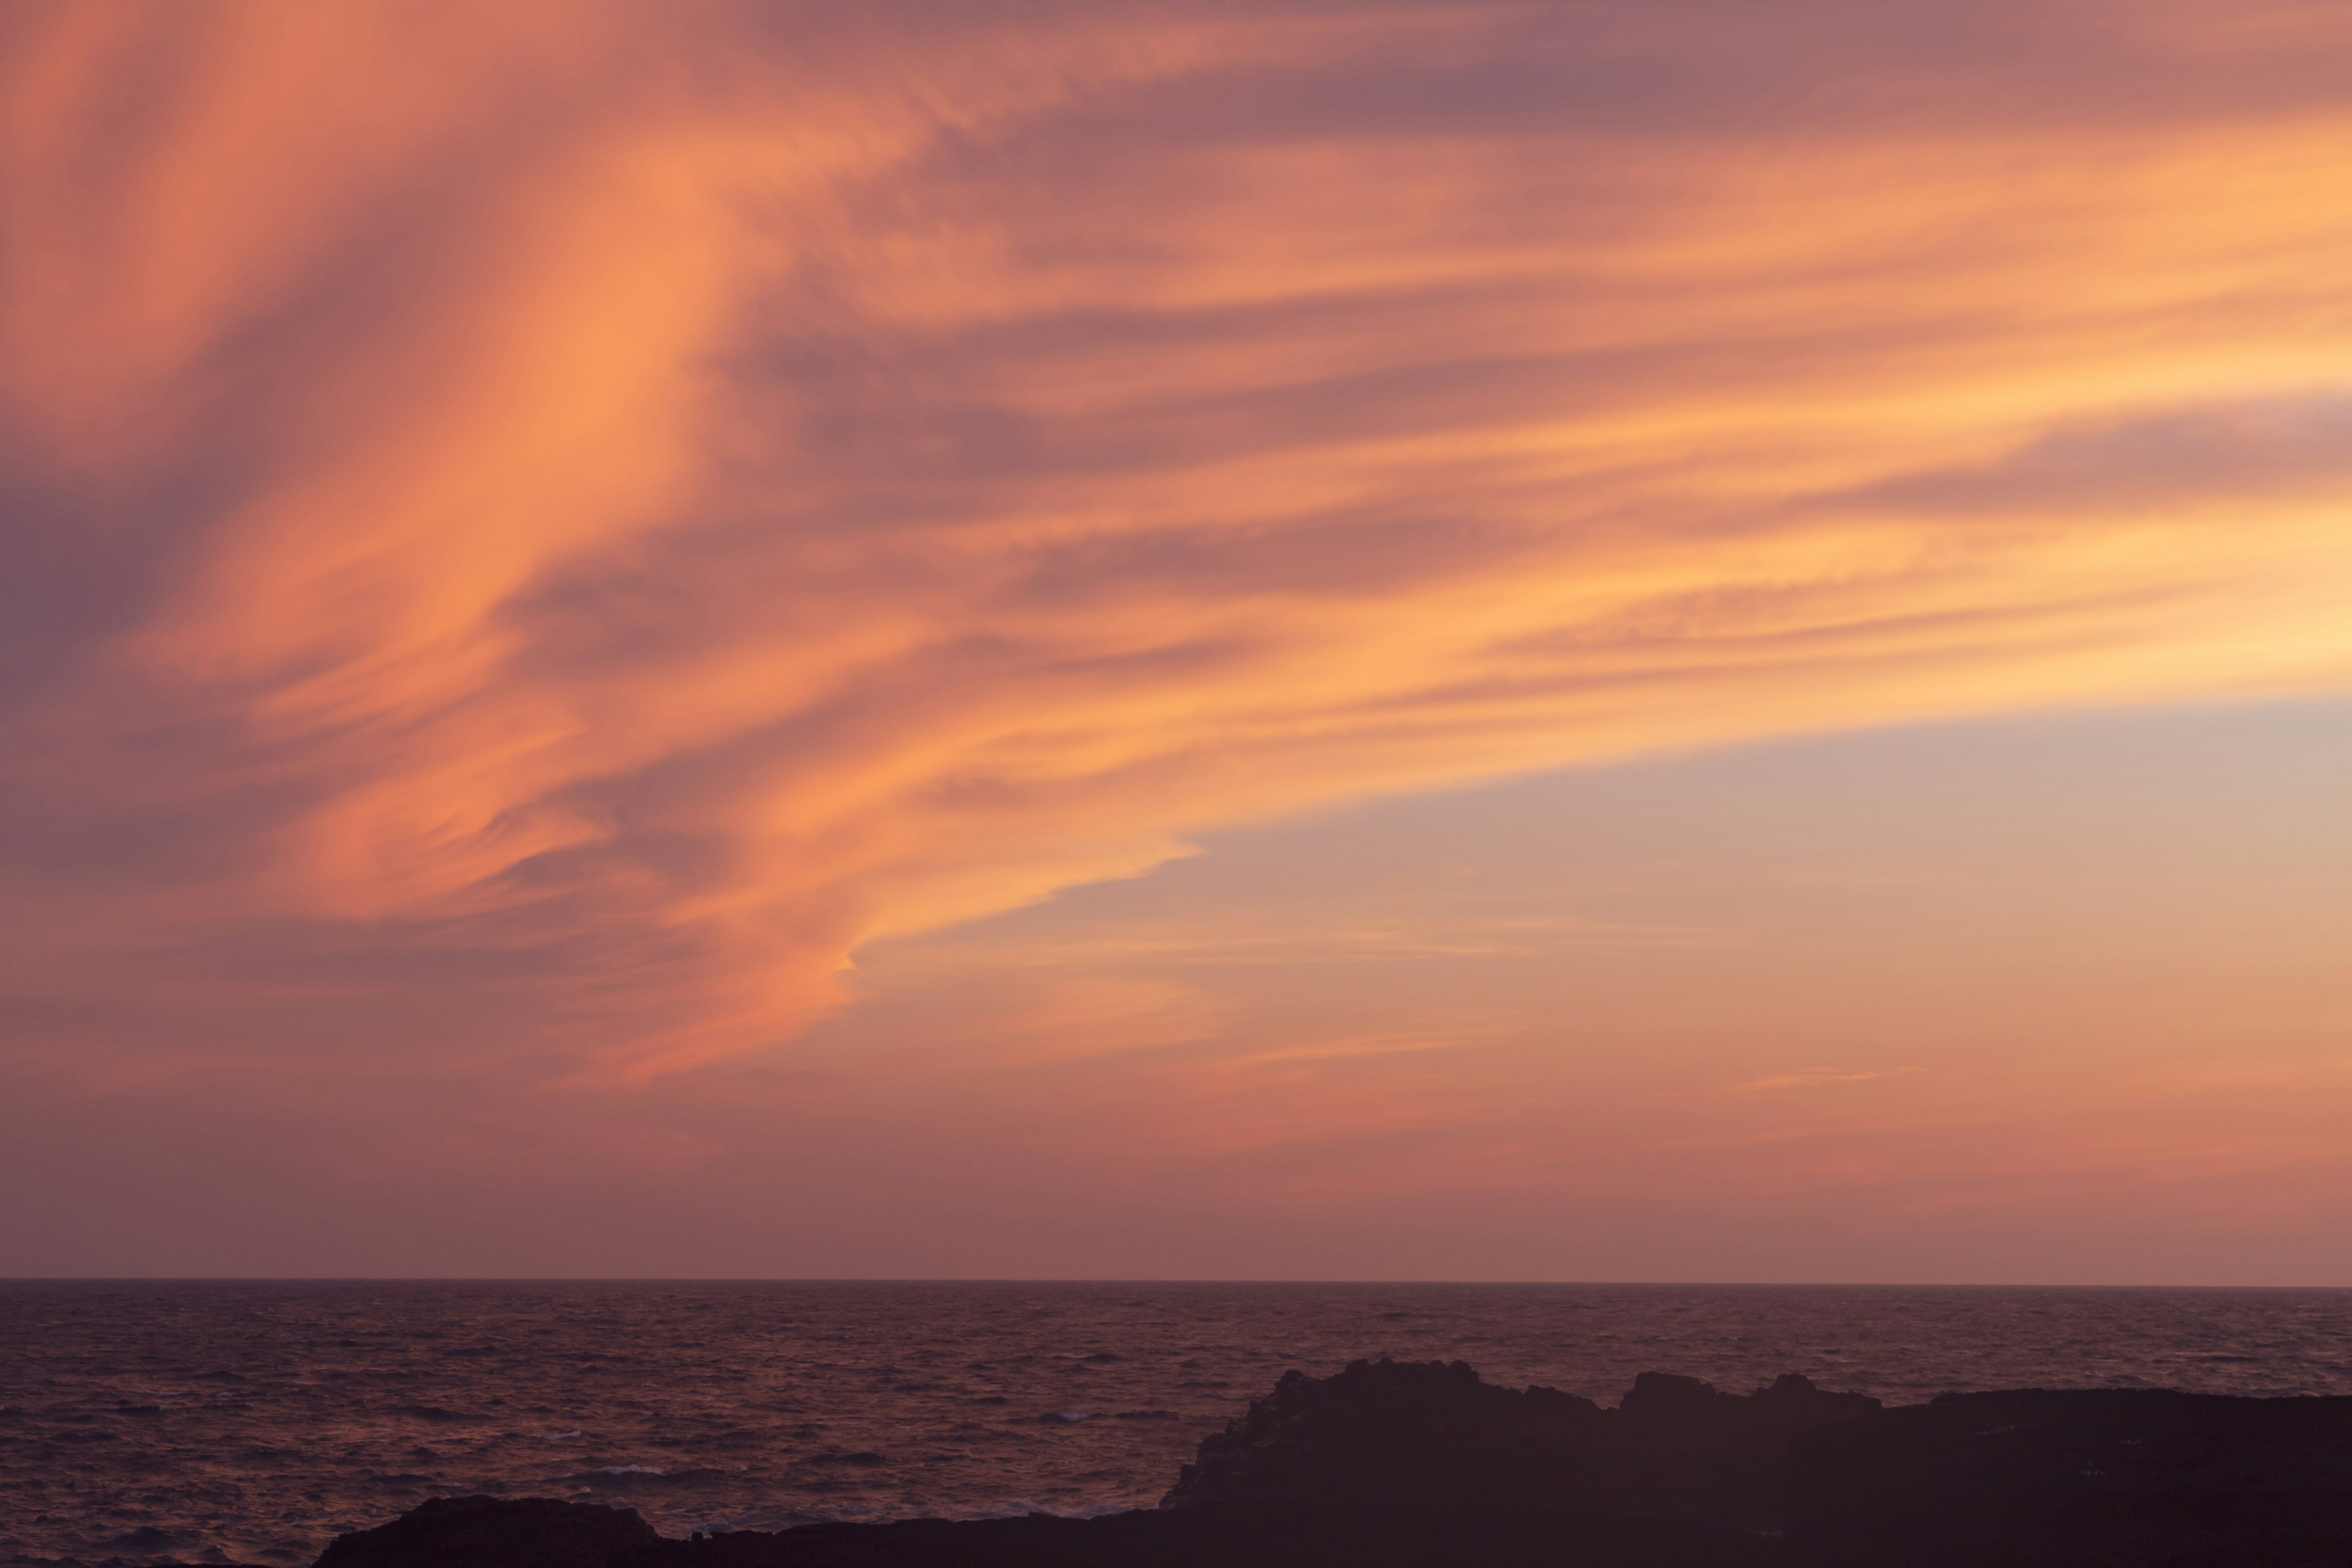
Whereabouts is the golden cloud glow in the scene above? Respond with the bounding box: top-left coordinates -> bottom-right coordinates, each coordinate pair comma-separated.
3,0 -> 2350,1098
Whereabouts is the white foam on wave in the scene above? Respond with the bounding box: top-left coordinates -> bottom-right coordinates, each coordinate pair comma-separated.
534,1430 -> 584,1441
593,1464 -> 662,1476
993,1499 -> 1140,1520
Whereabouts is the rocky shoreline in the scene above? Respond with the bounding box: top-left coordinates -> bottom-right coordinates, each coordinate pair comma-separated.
27,1359 -> 2352,1567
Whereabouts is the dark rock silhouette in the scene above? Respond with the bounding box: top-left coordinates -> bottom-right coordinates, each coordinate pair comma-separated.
1795,1385 -> 2352,1566
1163,1357 -> 1876,1528
300,1361 -> 2352,1567
315,1495 -> 660,1568
307,1501 -> 1781,1568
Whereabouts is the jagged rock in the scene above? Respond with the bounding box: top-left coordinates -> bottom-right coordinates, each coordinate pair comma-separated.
1161,1358 -> 1876,1528
313,1499 -> 1784,1568
1794,1387 -> 2352,1566
1161,1359 -> 1598,1512
305,1368 -> 2352,1567
315,1494 -> 659,1568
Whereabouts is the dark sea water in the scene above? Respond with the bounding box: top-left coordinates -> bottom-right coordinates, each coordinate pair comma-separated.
4,1281 -> 2351,1565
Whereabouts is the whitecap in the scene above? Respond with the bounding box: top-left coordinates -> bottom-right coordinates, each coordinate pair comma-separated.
992,1499 -> 1137,1520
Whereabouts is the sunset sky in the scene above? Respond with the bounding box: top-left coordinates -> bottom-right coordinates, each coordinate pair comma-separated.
3,0 -> 2349,1282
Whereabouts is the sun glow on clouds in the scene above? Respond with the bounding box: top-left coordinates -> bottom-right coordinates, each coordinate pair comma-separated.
2,1 -> 2352,1270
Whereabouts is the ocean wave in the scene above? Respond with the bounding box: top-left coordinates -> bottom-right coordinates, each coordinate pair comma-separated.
10,1280 -> 2352,1564
993,1499 -> 1141,1520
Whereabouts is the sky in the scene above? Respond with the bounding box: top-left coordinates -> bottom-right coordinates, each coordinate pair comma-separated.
2,0 -> 2349,1282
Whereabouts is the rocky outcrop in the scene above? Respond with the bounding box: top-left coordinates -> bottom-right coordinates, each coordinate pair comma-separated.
1794,1386 -> 2352,1566
314,1495 -> 659,1568
1162,1358 -> 1877,1528
305,1365 -> 2352,1567
1161,1358 -> 1595,1512
310,1499 -> 1782,1568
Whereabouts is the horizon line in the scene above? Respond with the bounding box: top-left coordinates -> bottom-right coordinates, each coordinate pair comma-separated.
6,1276 -> 2349,1290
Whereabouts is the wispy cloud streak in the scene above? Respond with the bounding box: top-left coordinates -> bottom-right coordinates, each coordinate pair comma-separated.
2,0 -> 2350,1085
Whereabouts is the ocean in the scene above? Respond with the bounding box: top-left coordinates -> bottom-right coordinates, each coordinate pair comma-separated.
4,1280 -> 2350,1565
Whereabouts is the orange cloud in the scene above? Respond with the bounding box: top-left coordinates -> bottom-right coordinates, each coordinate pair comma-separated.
2,0 -> 2350,1092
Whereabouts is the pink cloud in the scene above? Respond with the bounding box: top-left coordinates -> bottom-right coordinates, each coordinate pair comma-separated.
1,0 -> 2348,1107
